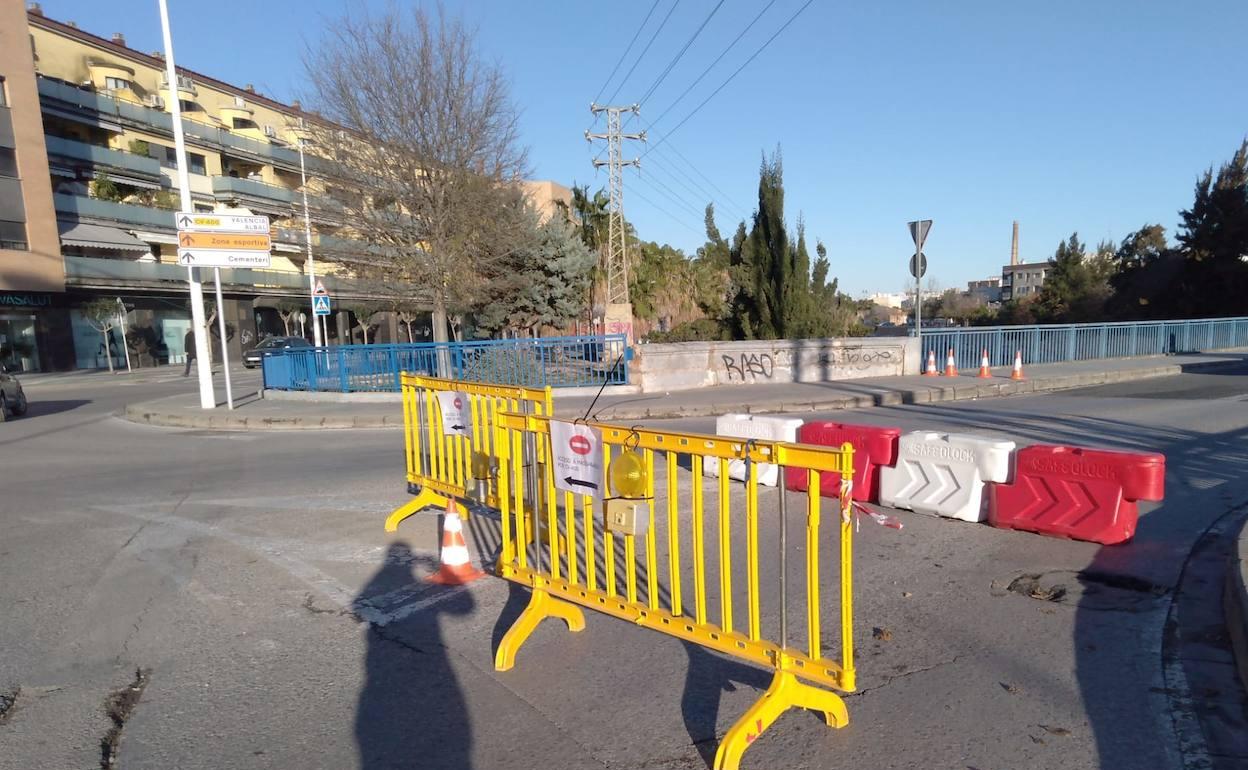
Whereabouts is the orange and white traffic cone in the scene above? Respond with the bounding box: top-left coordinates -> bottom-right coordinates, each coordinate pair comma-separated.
977,349 -> 992,379
1010,350 -> 1025,381
923,350 -> 939,376
944,348 -> 958,377
425,501 -> 486,585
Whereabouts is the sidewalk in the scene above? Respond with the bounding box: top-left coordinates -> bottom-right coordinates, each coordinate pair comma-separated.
123,351 -> 1247,431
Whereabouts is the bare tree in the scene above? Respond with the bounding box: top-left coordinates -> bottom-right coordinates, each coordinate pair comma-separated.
82,298 -> 122,373
304,6 -> 531,349
275,300 -> 303,336
345,303 -> 379,344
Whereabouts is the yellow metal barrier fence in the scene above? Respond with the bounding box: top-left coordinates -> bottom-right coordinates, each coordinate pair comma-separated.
491,412 -> 856,770
385,374 -> 554,532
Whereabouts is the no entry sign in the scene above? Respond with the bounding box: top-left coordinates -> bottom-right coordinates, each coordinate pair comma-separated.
551,420 -> 604,498
436,391 -> 471,437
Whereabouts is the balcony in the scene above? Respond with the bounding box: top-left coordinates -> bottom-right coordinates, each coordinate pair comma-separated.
38,77 -> 302,170
45,136 -> 162,183
62,255 -> 377,298
211,176 -> 296,214
53,194 -> 176,230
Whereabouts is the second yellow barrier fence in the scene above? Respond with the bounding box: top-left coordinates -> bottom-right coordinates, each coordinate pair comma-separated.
491,412 -> 856,770
385,373 -> 553,532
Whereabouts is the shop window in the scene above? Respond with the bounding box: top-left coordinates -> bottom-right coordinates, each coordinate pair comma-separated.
0,219 -> 27,250
0,148 -> 17,178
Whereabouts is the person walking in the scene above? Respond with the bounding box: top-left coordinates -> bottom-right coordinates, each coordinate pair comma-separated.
183,328 -> 196,377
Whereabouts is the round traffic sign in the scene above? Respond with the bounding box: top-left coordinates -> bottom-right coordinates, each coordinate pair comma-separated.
569,435 -> 592,456
453,397 -> 463,410
909,252 -> 928,278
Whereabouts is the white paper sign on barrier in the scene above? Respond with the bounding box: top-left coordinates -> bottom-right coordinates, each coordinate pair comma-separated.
550,420 -> 604,499
878,431 -> 1015,522
436,391 -> 471,437
702,414 -> 803,487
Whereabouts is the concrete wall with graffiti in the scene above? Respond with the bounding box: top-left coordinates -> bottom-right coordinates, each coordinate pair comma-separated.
632,337 -> 920,393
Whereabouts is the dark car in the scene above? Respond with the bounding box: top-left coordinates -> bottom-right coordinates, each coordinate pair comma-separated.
243,336 -> 311,368
0,365 -> 28,421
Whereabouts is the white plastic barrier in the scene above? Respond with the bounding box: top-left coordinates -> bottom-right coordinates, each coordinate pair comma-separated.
878,431 -> 1015,522
702,413 -> 803,487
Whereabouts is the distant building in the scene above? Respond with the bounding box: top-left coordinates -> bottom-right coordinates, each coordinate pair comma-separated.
967,276 -> 1001,303
1000,263 -> 1049,301
864,291 -> 907,309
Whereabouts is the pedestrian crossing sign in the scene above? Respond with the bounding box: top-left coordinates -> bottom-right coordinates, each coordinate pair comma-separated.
313,295 -> 332,316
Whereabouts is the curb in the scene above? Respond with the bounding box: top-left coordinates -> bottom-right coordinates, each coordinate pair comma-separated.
1226,517 -> 1248,695
124,401 -> 403,431
125,357 -> 1244,431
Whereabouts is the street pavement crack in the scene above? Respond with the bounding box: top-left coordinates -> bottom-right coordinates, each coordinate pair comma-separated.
99,668 -> 151,769
845,655 -> 964,698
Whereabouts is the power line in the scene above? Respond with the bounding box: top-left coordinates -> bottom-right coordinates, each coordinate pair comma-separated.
638,0 -> 726,106
593,0 -> 663,105
646,0 -> 815,156
650,140 -> 749,221
636,167 -> 704,219
648,0 -> 780,128
606,0 -> 682,105
627,186 -> 705,238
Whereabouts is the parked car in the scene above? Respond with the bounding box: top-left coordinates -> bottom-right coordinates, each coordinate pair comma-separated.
0,365 -> 28,420
243,336 -> 311,368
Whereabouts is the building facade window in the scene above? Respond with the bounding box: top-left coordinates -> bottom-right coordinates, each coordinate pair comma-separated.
104,76 -> 130,91
0,147 -> 17,178
178,99 -> 195,113
189,152 -> 206,175
0,219 -> 28,250
0,75 -> 7,107
155,145 -> 206,175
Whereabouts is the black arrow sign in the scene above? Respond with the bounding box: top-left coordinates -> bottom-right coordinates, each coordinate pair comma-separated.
564,476 -> 599,491
449,424 -> 467,432
178,214 -> 193,227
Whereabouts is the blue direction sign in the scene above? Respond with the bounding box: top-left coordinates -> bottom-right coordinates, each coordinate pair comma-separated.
313,294 -> 331,316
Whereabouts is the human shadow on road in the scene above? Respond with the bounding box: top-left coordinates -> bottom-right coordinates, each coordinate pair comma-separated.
680,641 -> 770,767
355,542 -> 476,770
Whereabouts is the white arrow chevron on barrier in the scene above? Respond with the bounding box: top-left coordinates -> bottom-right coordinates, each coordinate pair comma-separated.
932,463 -> 962,507
894,459 -> 930,500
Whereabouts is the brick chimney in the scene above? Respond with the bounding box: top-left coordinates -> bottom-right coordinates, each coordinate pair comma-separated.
1010,220 -> 1019,266
111,32 -> 126,47
244,84 -> 255,94
27,3 -> 43,16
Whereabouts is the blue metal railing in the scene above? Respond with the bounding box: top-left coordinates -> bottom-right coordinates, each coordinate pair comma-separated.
262,335 -> 631,392
919,316 -> 1248,371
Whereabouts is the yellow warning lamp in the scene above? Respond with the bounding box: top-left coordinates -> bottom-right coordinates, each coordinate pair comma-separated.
470,450 -> 491,480
609,449 -> 648,498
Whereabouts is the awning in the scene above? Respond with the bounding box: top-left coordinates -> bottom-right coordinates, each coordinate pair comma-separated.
98,171 -> 160,190
41,106 -> 123,133
273,241 -> 302,253
58,221 -> 150,254
130,230 -> 178,245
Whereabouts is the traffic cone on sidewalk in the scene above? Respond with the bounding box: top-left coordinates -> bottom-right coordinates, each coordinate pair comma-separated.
1010,350 -> 1025,381
944,348 -> 958,377
977,349 -> 992,379
425,501 -> 486,585
923,350 -> 939,376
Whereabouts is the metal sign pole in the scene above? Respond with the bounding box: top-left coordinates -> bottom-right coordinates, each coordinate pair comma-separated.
213,267 -> 233,409
116,298 -> 132,374
159,0 -> 214,408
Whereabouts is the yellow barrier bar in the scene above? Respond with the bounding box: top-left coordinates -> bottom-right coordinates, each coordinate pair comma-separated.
718,457 -> 732,634
583,494 -> 596,592
666,450 -> 681,617
806,468 -> 821,660
401,375 -> 414,479
426,390 -> 442,487
564,489 -> 577,584
644,448 -> 658,610
497,422 -> 512,567
491,413 -> 857,770
692,465 -> 706,625
839,443 -> 855,691
512,426 -> 527,571
746,457 -> 760,642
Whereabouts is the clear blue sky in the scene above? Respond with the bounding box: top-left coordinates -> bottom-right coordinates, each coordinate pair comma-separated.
46,0 -> 1248,296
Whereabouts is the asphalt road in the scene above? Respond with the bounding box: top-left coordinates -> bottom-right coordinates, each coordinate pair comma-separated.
1,364 -> 1247,769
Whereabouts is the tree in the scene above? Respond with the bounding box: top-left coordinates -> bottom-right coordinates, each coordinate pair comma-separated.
1034,233 -> 1114,323
473,216 -> 595,337
1106,224 -> 1176,319
345,302 -> 379,344
729,150 -> 790,339
304,5 -> 531,347
275,300 -> 303,336
81,297 -> 123,372
1173,139 -> 1248,317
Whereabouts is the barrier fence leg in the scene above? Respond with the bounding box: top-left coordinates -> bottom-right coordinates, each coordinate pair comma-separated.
385,487 -> 447,533
713,664 -> 848,770
494,586 -> 585,672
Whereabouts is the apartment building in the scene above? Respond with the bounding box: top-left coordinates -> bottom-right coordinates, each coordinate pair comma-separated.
1000,263 -> 1048,302
0,6 -> 572,371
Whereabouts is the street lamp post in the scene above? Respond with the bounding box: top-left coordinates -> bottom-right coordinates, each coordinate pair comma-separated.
297,136 -> 323,348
